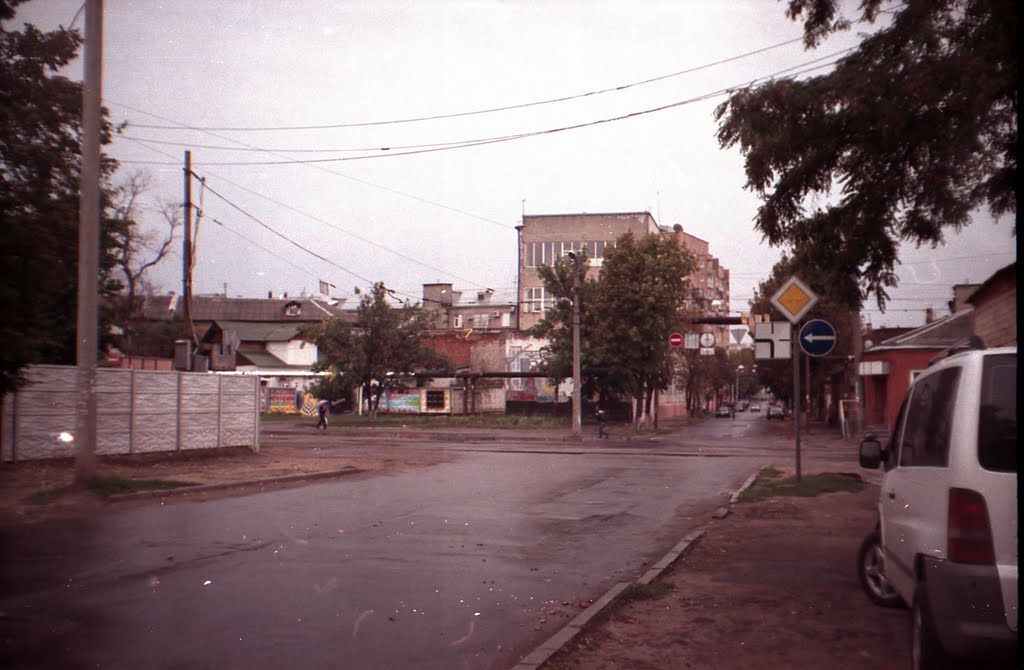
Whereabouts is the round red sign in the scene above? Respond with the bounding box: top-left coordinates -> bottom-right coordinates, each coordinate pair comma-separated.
669,332 -> 683,347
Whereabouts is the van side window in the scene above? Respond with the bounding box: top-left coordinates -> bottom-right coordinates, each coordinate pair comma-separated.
886,396 -> 909,471
897,367 -> 961,468
978,354 -> 1016,472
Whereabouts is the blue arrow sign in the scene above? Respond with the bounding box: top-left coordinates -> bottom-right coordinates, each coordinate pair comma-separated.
798,319 -> 837,357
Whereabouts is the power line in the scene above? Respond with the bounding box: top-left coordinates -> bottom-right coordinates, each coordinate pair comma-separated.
120,135 -> 508,295
198,179 -> 380,289
194,168 -> 503,289
114,49 -> 854,167
114,113 -> 516,230
124,34 -> 813,132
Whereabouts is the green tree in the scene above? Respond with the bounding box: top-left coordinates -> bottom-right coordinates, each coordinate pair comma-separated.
1,1 -> 123,395
529,234 -> 695,428
715,0 -> 1016,307
528,251 -> 626,402
307,283 -> 451,419
591,232 -> 694,429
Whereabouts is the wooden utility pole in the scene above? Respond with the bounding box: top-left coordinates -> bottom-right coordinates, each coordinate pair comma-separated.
183,151 -> 195,348
74,0 -> 103,486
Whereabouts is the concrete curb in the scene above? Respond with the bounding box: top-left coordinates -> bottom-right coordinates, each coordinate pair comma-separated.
105,466 -> 362,502
730,471 -> 760,504
510,470 -> 762,669
510,529 -> 707,670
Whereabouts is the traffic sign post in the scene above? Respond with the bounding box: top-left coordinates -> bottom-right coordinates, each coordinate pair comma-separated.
799,319 -> 837,357
770,276 -> 821,484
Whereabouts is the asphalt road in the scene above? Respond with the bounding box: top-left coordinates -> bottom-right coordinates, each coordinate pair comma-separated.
1,413 -> 820,670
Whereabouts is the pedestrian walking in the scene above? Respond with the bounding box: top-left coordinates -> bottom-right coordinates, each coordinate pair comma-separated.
596,407 -> 609,439
316,400 -> 329,431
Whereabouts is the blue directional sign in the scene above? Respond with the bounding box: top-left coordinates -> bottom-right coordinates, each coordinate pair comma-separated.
798,319 -> 837,357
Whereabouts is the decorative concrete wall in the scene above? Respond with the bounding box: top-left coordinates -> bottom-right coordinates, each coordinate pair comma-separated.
2,365 -> 260,462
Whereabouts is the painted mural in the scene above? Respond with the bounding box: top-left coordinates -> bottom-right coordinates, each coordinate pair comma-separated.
381,390 -> 421,414
504,340 -> 569,403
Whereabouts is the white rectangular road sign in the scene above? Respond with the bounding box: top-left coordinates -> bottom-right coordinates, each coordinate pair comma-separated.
684,333 -> 700,350
755,321 -> 792,360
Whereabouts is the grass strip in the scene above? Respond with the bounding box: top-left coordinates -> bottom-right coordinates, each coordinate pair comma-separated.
89,476 -> 200,498
739,468 -> 863,502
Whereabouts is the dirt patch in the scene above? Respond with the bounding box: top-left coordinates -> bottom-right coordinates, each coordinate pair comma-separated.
545,480 -> 911,670
0,442 -> 452,525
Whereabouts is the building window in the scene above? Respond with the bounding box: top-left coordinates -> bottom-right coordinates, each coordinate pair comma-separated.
425,390 -> 446,410
524,287 -> 545,313
525,240 -> 610,267
472,313 -> 490,328
453,314 -> 463,328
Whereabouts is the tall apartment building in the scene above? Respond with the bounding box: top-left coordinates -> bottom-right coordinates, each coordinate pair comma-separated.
517,212 -> 731,347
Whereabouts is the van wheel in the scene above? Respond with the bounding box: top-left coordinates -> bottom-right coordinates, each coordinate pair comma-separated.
857,530 -> 904,608
912,583 -> 957,670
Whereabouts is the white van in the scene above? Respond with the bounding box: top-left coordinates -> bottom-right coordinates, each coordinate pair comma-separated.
859,347 -> 1016,669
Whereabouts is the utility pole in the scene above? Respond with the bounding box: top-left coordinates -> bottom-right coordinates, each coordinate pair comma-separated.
568,252 -> 582,438
183,150 -> 195,348
74,0 -> 103,486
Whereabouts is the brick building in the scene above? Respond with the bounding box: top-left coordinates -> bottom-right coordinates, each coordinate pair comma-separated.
966,262 -> 1016,348
516,212 -> 731,336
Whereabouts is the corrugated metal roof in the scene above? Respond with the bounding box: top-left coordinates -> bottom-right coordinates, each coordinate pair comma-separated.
208,320 -> 306,342
140,294 -> 354,322
236,349 -> 300,369
869,309 -> 974,350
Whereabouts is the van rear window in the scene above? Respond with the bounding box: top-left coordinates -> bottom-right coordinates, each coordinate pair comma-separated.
978,354 -> 1016,472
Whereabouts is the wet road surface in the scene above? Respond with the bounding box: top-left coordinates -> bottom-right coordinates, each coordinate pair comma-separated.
1,414 -> 835,669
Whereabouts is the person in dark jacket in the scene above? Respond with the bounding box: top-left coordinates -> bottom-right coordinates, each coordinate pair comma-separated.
596,407 -> 609,439
316,401 -> 329,431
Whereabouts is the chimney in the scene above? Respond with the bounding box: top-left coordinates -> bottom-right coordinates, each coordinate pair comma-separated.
925,307 -> 935,324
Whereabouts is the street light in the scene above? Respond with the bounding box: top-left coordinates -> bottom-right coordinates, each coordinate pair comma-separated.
735,365 -> 744,404
566,251 -> 582,438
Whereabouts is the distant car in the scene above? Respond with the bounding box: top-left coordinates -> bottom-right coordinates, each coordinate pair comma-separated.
736,401 -> 748,412
766,405 -> 785,420
715,405 -> 732,418
749,404 -> 760,412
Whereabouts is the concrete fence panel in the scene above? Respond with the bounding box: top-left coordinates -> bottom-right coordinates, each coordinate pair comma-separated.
1,365 -> 259,462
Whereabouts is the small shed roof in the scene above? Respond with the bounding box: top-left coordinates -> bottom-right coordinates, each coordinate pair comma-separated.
869,309 -> 974,351
236,349 -> 297,369
206,320 -> 306,343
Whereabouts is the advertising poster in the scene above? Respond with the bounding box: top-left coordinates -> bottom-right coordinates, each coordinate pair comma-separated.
266,387 -> 299,413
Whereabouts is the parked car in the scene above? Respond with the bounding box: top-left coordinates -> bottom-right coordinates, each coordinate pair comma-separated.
736,400 -> 748,412
715,404 -> 732,418
748,404 -> 760,412
766,405 -> 785,420
859,346 -> 1017,669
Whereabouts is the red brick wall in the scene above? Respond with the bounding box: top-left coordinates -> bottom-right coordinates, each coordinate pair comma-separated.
970,273 -> 1016,348
861,349 -> 941,429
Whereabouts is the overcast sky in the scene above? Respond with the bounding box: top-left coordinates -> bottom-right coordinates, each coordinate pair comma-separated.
15,0 -> 1016,328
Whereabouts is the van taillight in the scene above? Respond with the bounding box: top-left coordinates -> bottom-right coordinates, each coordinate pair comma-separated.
947,488 -> 995,564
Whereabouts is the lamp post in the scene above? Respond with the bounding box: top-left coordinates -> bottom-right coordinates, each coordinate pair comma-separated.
735,365 -> 744,404
567,251 -> 582,438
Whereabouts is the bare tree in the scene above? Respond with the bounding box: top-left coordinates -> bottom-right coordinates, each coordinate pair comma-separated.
107,170 -> 180,316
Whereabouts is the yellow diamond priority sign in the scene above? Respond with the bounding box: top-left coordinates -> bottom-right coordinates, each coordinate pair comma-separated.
770,276 -> 818,324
